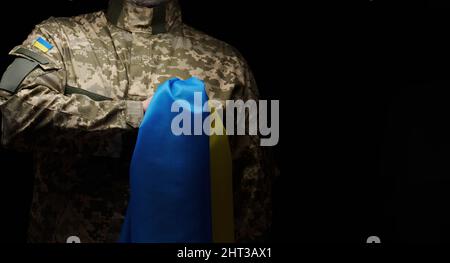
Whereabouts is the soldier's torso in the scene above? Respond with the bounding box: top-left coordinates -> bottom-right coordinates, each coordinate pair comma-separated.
59,12 -> 240,104
27,5 -> 247,243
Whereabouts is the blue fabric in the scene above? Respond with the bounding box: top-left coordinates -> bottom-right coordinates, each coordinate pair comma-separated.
119,77 -> 212,243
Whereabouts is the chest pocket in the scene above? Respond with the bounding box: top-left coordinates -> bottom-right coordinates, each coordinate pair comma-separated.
66,47 -> 121,100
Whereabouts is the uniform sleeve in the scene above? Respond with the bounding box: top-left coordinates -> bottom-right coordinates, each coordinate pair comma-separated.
0,20 -> 143,153
230,57 -> 279,242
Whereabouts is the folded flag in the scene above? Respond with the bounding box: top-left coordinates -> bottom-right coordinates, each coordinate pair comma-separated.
119,77 -> 234,243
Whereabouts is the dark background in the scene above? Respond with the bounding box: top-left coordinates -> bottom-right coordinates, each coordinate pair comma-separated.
1,0 -> 450,244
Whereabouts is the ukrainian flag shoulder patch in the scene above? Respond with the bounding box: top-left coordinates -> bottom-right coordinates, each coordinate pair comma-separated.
33,37 -> 53,53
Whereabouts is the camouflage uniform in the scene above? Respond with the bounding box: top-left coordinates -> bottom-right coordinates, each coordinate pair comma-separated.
0,0 -> 275,243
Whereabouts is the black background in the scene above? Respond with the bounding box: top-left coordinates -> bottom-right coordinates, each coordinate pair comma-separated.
1,0 -> 450,244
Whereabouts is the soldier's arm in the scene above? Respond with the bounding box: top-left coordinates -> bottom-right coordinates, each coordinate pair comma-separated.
231,58 -> 279,242
0,20 -> 143,151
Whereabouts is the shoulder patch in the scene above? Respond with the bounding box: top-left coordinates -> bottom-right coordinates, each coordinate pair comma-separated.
33,37 -> 53,53
0,57 -> 39,94
14,47 -> 49,65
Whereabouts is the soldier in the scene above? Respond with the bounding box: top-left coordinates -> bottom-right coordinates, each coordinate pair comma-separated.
0,0 -> 276,242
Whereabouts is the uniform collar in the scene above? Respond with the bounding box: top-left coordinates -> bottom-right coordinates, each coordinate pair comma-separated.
106,0 -> 182,34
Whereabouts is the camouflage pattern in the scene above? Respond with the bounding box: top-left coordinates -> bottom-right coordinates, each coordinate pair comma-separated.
0,0 -> 275,243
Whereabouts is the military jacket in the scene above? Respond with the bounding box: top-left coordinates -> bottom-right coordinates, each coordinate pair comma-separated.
0,0 -> 274,243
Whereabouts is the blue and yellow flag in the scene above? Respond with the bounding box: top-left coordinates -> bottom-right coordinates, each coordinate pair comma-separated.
33,37 -> 53,53
119,77 -> 234,243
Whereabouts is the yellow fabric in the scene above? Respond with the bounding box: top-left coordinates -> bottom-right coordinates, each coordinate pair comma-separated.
209,107 -> 235,242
